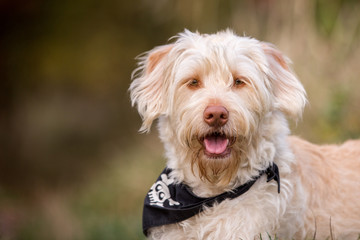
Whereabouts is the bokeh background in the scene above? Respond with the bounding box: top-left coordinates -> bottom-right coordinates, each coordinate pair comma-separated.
1,0 -> 360,239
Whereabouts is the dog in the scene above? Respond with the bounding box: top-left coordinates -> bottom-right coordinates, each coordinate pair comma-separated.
129,30 -> 360,240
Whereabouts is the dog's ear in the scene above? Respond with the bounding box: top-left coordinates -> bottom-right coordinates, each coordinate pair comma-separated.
262,43 -> 307,119
130,44 -> 173,132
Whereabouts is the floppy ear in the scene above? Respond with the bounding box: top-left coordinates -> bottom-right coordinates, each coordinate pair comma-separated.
129,44 -> 173,132
262,43 -> 307,119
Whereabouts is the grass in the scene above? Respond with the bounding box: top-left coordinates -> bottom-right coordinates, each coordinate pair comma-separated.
0,134 -> 163,240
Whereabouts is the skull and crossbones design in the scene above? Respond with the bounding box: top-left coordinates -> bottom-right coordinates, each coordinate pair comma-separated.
148,173 -> 180,207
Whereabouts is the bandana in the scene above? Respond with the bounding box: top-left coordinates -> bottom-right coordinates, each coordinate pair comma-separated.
142,163 -> 280,236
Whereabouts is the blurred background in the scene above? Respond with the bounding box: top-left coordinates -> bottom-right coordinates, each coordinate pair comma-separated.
0,0 -> 360,239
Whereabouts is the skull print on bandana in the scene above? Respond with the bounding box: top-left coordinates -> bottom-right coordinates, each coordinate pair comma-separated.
148,173 -> 180,207
142,165 -> 280,236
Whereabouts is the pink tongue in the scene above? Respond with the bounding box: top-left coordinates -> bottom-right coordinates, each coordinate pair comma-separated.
204,135 -> 229,154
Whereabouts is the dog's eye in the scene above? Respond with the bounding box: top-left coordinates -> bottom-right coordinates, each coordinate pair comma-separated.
188,79 -> 200,88
233,77 -> 246,87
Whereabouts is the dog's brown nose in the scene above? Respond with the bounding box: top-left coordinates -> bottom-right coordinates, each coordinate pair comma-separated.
203,106 -> 229,127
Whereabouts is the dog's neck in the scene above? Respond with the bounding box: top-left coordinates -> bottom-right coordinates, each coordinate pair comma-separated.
159,112 -> 292,197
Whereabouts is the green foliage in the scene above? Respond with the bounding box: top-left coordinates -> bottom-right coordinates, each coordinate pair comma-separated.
80,216 -> 143,240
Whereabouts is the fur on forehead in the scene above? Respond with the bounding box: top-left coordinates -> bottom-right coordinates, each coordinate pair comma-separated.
130,29 -> 307,132
170,30 -> 270,74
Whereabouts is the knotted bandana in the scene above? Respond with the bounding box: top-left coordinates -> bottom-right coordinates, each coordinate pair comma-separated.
142,163 -> 280,236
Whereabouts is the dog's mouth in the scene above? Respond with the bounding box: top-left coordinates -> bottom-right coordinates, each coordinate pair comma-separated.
199,132 -> 234,158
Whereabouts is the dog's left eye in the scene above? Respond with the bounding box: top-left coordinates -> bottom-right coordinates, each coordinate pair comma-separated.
234,77 -> 245,87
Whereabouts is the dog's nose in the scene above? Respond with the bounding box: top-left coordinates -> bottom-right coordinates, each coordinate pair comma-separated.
203,106 -> 229,127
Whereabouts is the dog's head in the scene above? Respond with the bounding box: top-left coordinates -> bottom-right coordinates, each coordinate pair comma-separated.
130,30 -> 306,186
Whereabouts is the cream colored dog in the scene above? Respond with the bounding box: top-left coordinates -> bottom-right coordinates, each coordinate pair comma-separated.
130,30 -> 360,240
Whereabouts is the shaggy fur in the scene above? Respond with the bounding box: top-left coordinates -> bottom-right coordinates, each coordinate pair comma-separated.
130,30 -> 360,240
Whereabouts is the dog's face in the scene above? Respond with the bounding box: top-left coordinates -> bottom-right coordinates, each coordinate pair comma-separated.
130,30 -> 306,186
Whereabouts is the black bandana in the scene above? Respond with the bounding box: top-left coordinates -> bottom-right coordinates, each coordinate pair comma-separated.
142,164 -> 280,236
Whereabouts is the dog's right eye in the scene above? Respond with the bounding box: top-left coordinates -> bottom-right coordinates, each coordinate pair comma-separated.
188,79 -> 200,88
